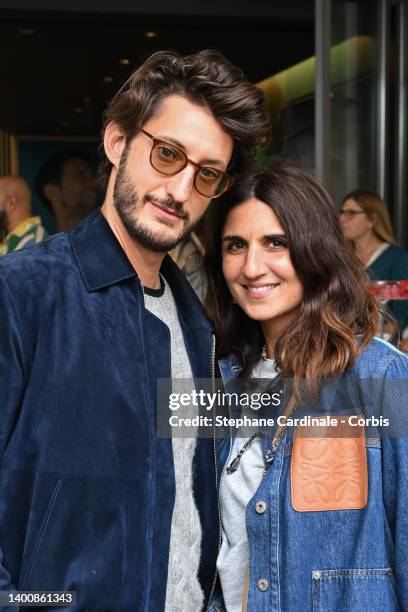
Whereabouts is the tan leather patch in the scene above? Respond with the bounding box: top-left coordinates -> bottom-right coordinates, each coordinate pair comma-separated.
291,416 -> 368,512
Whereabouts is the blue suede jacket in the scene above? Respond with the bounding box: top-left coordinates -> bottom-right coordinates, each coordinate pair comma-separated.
0,210 -> 218,611
209,339 -> 408,612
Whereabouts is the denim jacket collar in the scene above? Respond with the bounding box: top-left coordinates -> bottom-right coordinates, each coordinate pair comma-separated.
218,355 -> 242,382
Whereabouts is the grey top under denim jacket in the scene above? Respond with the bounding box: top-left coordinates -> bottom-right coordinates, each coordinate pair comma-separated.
209,338 -> 408,612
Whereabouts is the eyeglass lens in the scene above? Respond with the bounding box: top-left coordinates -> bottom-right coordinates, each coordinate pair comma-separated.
339,210 -> 365,219
150,141 -> 229,197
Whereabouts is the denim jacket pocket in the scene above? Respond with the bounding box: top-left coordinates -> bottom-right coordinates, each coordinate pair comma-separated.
311,568 -> 400,612
291,417 -> 368,512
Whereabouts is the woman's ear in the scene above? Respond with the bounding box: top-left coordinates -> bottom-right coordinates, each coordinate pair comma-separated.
368,212 -> 378,229
104,121 -> 126,169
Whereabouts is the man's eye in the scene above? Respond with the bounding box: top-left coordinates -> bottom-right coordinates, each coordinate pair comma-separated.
199,167 -> 219,182
157,146 -> 178,161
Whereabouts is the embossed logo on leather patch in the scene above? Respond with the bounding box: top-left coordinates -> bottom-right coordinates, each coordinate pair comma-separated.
291,416 -> 368,512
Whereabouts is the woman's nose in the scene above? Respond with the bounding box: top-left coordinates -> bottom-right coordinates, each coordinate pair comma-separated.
241,246 -> 268,279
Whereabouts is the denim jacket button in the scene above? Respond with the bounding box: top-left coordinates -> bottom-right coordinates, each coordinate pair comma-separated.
257,578 -> 269,592
255,500 -> 267,514
312,571 -> 321,580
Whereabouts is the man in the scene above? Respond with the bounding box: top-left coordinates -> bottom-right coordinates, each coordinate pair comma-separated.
0,176 -> 47,255
35,149 -> 98,231
0,50 -> 269,610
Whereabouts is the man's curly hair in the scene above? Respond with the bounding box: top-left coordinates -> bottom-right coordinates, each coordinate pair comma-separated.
98,49 -> 270,188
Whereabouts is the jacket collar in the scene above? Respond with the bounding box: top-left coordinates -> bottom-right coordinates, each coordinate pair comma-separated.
70,209 -> 213,332
218,355 -> 242,382
70,209 -> 137,291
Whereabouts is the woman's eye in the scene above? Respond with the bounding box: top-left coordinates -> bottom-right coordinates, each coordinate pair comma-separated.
225,241 -> 246,252
268,238 -> 287,249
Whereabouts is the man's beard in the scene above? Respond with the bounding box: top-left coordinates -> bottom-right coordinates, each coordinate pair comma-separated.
113,150 -> 195,253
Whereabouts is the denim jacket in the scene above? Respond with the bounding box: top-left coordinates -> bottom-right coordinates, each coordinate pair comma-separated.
210,338 -> 408,612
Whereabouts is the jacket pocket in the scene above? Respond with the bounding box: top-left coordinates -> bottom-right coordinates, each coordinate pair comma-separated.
311,568 -> 400,612
291,418 -> 368,512
19,480 -> 62,590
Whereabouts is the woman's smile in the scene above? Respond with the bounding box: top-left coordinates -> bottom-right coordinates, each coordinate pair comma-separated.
242,282 -> 281,298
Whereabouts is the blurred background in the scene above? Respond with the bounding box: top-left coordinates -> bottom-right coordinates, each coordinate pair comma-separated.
0,0 -> 406,245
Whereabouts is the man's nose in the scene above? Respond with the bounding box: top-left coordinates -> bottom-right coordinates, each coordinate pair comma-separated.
165,166 -> 196,204
242,245 -> 268,279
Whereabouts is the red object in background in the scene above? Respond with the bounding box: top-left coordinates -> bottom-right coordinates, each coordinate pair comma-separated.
400,280 -> 408,297
370,280 -> 408,300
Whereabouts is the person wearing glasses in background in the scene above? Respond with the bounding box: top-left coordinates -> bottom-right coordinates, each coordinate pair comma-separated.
0,50 -> 269,610
339,191 -> 408,346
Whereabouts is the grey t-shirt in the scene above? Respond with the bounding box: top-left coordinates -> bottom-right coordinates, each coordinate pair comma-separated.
144,277 -> 204,612
217,358 -> 278,612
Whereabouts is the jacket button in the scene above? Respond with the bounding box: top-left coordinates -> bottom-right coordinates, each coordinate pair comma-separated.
313,571 -> 321,580
257,578 -> 269,591
255,500 -> 267,514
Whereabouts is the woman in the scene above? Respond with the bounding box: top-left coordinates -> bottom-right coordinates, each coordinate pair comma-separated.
340,190 -> 408,333
205,160 -> 408,612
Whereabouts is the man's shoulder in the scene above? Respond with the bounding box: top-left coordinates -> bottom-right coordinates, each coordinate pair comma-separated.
0,231 -> 74,287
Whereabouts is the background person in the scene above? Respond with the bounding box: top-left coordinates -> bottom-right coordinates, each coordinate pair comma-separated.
0,175 -> 47,255
35,149 -> 98,231
204,160 -> 408,612
170,228 -> 205,301
339,190 -> 408,334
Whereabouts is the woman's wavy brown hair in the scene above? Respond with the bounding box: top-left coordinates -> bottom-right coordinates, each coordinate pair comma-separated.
204,158 -> 380,398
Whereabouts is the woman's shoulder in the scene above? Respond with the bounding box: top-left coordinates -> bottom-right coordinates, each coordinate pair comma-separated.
218,340 -> 408,380
382,244 -> 408,266
386,243 -> 408,255
351,337 -> 408,378
369,243 -> 408,278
